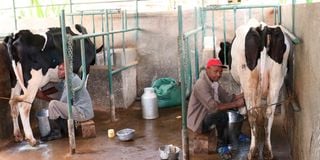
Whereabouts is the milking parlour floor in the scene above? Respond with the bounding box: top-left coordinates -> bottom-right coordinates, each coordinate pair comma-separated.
0,101 -> 291,160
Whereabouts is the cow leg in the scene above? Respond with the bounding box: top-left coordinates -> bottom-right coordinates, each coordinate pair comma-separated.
19,102 -> 37,146
247,116 -> 259,160
13,69 -> 46,146
9,85 -> 23,142
263,105 -> 275,160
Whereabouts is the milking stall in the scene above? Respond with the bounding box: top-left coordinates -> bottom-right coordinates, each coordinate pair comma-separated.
0,0 -> 319,160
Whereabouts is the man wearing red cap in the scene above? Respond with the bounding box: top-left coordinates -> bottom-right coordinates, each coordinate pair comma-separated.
187,58 -> 244,159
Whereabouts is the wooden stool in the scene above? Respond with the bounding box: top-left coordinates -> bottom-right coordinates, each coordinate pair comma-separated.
77,120 -> 96,138
191,128 -> 218,154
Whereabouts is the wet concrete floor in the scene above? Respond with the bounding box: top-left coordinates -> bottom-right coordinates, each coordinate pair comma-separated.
0,101 -> 291,160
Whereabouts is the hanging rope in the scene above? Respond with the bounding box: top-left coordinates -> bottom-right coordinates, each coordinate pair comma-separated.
246,95 -> 293,113
0,96 -> 33,104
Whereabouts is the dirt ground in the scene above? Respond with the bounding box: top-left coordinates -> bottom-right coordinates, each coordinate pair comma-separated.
0,101 -> 291,160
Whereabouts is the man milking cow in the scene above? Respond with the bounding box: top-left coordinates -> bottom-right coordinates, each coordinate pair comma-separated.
4,24 -> 101,145
187,58 -> 249,160
36,63 -> 94,141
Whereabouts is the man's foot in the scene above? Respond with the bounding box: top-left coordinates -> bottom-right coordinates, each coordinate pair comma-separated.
239,133 -> 250,143
40,129 -> 62,141
217,146 -> 232,160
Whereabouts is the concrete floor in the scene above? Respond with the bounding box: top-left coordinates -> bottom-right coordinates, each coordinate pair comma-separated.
0,101 -> 291,160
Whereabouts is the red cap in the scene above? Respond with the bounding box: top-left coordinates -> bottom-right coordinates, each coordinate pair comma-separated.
206,58 -> 227,69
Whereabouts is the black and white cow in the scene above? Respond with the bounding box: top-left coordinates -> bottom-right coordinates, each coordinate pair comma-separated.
4,24 -> 102,146
230,19 -> 291,160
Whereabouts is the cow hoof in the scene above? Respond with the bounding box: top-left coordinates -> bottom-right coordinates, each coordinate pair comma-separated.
247,149 -> 259,160
14,134 -> 24,142
27,138 -> 38,147
263,148 -> 273,160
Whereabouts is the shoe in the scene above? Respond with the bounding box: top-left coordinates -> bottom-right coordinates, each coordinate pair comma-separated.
239,133 -> 250,143
40,129 -> 62,141
217,146 -> 232,160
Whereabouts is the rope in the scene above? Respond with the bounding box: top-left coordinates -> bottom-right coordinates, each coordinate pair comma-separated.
0,96 -> 33,105
246,95 -> 292,113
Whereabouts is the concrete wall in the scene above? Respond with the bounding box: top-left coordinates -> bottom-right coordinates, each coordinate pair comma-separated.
135,11 -> 196,96
87,48 -> 137,111
281,3 -> 320,160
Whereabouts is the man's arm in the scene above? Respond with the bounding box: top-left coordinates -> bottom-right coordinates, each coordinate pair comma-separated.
216,97 -> 244,111
36,87 -> 58,101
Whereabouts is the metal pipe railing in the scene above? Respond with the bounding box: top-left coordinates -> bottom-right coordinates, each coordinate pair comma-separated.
177,3 -> 294,159
204,3 -> 281,11
60,9 -> 76,154
59,0 -> 141,152
207,3 -> 281,65
177,6 -> 189,160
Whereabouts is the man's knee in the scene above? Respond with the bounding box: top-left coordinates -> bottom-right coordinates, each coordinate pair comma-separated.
48,100 -> 59,108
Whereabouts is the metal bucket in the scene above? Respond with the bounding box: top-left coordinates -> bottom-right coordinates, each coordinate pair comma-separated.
159,144 -> 180,160
227,110 -> 244,149
36,109 -> 51,137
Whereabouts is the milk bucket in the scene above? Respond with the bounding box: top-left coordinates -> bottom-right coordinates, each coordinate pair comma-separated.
36,109 -> 51,137
141,87 -> 159,119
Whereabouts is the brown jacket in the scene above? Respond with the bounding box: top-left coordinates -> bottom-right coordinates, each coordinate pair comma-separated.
187,71 -> 234,133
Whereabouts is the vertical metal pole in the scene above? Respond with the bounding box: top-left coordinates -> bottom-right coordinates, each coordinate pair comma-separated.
69,0 -> 74,24
92,14 -> 96,61
105,10 -> 117,122
178,6 -> 189,160
80,11 -> 83,25
185,38 -> 192,95
278,5 -> 282,25
233,7 -> 237,33
111,12 -> 115,57
122,10 -> 126,65
248,8 -> 252,19
12,0 -> 17,30
261,7 -> 265,22
292,0 -> 296,34
201,7 -> 205,50
223,10 -> 227,64
194,7 -> 199,80
101,13 -> 106,65
273,7 -> 277,25
60,9 -> 76,154
211,11 -> 216,58
135,0 -> 139,41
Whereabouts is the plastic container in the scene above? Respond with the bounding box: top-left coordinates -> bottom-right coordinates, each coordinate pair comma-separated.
141,87 -> 159,119
36,109 -> 51,137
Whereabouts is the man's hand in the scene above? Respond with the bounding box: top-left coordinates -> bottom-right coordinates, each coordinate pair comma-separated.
234,93 -> 244,100
234,97 -> 245,108
36,90 -> 53,101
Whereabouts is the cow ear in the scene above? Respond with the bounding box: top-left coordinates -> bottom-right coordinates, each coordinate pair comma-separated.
3,36 -> 10,43
220,42 -> 224,48
52,34 -> 63,50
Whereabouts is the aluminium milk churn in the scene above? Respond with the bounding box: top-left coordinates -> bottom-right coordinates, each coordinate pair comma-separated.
141,87 -> 159,119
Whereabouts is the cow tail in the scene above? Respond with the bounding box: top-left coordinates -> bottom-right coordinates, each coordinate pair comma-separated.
5,35 -> 28,93
11,62 -> 27,93
260,48 -> 269,98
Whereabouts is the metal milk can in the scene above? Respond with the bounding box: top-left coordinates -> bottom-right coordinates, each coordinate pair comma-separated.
141,87 -> 159,119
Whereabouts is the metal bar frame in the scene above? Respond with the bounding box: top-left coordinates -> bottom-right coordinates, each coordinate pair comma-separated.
177,3 -> 287,159
59,0 -> 141,153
